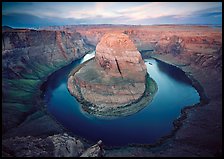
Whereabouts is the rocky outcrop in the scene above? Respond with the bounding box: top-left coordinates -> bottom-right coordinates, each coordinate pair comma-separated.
68,33 -> 156,118
2,135 -> 54,157
2,133 -> 104,157
80,140 -> 105,157
48,133 -> 85,157
154,35 -> 185,56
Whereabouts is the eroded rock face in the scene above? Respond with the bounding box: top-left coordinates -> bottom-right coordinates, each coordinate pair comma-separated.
48,133 -> 84,157
2,29 -> 94,79
2,134 -> 105,157
68,33 -> 155,118
95,33 -> 147,81
2,29 -> 94,134
80,140 -> 105,157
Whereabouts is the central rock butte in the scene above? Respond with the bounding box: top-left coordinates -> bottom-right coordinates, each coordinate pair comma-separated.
68,32 -> 157,118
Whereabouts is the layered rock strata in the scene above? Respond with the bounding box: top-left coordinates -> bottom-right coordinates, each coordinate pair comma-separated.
2,28 -> 93,134
68,33 -> 155,117
2,29 -> 93,79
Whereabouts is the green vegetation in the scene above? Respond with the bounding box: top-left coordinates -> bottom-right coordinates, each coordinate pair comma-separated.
145,73 -> 157,96
2,103 -> 32,113
23,111 -> 45,123
2,60 -> 70,132
3,60 -> 69,105
3,79 -> 40,104
21,60 -> 67,80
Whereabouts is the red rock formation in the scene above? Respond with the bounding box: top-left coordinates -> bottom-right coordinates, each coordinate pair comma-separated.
95,33 -> 147,81
55,31 -> 68,60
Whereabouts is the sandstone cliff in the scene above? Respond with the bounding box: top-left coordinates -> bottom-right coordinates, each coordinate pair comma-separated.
2,29 -> 93,79
2,28 -> 94,134
39,25 -> 222,72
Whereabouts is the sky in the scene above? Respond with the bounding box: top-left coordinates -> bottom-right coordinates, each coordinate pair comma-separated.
2,2 -> 222,28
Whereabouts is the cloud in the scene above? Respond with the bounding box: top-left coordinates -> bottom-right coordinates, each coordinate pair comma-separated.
116,2 -> 222,21
67,2 -> 120,19
2,2 -> 222,27
2,12 -> 131,28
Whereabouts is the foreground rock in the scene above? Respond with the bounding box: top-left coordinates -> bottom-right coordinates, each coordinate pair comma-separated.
48,133 -> 84,157
68,33 -> 157,118
2,133 -> 104,157
80,140 -> 105,157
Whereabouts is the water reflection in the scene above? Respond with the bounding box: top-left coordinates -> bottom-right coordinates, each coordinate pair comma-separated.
155,59 -> 192,85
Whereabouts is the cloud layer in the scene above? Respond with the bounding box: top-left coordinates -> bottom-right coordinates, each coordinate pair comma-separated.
2,2 -> 222,28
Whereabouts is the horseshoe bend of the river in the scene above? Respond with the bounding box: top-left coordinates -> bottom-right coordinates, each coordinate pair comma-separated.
42,51 -> 200,146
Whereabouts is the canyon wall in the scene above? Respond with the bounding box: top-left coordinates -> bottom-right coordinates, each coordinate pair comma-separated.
39,25 -> 222,72
2,28 -> 94,133
2,29 -> 93,79
75,25 -> 222,71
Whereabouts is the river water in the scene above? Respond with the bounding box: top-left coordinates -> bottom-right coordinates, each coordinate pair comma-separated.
42,51 -> 200,146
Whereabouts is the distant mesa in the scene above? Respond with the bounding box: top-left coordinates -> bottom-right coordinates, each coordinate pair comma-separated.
67,32 -> 157,118
2,26 -> 14,31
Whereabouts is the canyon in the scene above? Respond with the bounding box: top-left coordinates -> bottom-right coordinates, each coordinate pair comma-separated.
2,25 -> 222,157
